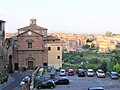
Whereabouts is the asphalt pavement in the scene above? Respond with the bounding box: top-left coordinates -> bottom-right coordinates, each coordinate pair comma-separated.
0,74 -> 15,90
0,71 -> 32,90
1,71 -> 120,90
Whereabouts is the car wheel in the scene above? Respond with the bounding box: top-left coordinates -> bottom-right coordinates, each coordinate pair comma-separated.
37,86 -> 41,89
67,82 -> 69,84
51,85 -> 55,88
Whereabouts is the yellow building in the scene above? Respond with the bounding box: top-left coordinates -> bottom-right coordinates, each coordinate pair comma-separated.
45,36 -> 62,69
97,36 -> 116,53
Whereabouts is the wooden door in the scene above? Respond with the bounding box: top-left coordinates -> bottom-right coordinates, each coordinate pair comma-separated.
14,63 -> 19,70
28,61 -> 33,70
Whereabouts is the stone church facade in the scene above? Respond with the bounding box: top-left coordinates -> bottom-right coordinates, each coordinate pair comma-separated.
13,19 -> 48,70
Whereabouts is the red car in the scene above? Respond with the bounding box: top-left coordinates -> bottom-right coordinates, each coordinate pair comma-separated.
68,69 -> 74,76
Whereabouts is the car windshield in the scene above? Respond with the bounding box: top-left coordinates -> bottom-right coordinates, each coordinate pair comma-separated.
112,73 -> 118,76
69,71 -> 74,72
88,71 -> 94,73
98,70 -> 104,73
22,79 -> 27,82
111,72 -> 118,75
61,71 -> 65,73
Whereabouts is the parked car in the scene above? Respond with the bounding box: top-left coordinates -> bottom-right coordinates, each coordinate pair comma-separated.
86,69 -> 95,77
59,69 -> 66,76
77,69 -> 85,77
36,80 -> 55,89
96,69 -> 105,78
50,68 -> 56,79
20,76 -> 31,86
54,77 -> 69,85
68,69 -> 74,76
109,71 -> 119,79
88,86 -> 105,90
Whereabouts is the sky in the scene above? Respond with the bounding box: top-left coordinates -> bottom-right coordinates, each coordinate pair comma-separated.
1,0 -> 120,34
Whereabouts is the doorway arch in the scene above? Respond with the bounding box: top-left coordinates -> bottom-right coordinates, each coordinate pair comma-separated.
9,55 -> 13,73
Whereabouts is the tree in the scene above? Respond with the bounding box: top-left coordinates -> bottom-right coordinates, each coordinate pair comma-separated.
100,60 -> 107,72
91,43 -> 95,48
86,39 -> 93,43
113,63 -> 120,73
105,31 -> 112,37
88,58 -> 100,64
82,44 -> 90,49
86,64 -> 98,71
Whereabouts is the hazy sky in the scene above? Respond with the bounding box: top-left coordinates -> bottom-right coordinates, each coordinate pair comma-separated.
1,0 -> 120,34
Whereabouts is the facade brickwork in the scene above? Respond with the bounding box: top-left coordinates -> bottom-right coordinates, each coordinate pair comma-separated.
13,19 -> 48,70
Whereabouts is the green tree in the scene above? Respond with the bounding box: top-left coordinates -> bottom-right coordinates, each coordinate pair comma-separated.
69,60 -> 75,64
113,63 -> 120,73
88,58 -> 100,64
105,31 -> 112,37
100,60 -> 107,72
91,43 -> 95,48
86,64 -> 98,71
82,44 -> 90,49
79,53 -> 83,57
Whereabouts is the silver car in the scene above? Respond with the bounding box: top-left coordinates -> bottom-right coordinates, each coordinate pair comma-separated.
96,69 -> 105,78
87,69 -> 95,76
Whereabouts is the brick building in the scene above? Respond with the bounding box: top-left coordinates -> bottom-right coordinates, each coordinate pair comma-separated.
11,19 -> 62,71
13,19 -> 48,70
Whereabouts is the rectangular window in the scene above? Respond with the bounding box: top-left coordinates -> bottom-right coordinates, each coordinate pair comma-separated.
58,56 -> 60,59
48,47 -> 51,51
28,42 -> 32,48
57,47 -> 60,50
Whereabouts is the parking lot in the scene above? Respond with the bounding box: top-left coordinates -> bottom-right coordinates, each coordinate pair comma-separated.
39,73 -> 120,90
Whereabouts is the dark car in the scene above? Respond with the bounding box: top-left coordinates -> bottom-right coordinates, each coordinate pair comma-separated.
37,80 -> 55,89
88,86 -> 105,90
54,77 -> 69,85
109,71 -> 119,79
77,69 -> 85,77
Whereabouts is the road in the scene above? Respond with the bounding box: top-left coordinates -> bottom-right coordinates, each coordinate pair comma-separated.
1,71 -> 120,90
1,71 -> 32,90
39,73 -> 120,90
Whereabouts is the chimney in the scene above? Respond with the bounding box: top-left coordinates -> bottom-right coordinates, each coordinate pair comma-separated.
30,18 -> 36,25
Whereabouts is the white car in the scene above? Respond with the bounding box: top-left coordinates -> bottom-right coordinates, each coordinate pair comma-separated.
88,86 -> 105,90
96,69 -> 105,78
20,76 -> 30,86
59,69 -> 66,76
20,80 -> 25,86
86,69 -> 94,76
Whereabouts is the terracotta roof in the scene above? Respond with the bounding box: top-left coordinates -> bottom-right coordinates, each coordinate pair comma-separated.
5,33 -> 18,38
17,25 -> 47,31
43,35 -> 60,41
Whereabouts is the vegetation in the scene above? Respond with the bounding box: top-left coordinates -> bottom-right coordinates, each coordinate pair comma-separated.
82,44 -> 90,49
105,31 -> 112,37
62,50 -> 120,73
